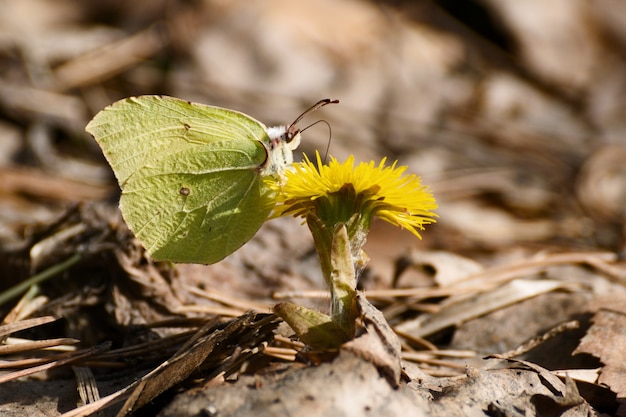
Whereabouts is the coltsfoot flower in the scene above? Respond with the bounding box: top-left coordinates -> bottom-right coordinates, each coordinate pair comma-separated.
266,151 -> 438,349
268,152 -> 438,240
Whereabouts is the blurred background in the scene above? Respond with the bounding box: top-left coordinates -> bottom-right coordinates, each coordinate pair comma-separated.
3,2 -> 626,413
2,0 -> 626,286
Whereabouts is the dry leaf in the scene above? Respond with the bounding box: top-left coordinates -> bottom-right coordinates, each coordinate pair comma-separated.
342,293 -> 402,387
574,308 -> 626,411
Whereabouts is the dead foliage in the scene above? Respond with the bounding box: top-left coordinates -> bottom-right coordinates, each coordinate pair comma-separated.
1,0 -> 626,416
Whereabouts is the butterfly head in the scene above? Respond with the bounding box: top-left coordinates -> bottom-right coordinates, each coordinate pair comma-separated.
261,126 -> 300,176
260,99 -> 339,177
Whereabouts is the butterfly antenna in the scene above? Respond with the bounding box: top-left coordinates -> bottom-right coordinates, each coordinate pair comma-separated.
288,99 -> 339,132
301,119 -> 333,163
323,128 -> 332,164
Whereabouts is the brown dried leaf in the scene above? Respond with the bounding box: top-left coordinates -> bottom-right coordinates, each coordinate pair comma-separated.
342,293 -> 402,387
574,308 -> 626,397
434,365 -> 591,417
399,250 -> 484,288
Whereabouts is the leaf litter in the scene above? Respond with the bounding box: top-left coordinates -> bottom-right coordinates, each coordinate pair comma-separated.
1,0 -> 626,416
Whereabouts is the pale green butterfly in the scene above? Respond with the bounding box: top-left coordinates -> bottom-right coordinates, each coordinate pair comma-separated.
86,95 -> 337,264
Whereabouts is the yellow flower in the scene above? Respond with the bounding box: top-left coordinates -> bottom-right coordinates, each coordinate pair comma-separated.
268,152 -> 437,239
267,152 -> 437,349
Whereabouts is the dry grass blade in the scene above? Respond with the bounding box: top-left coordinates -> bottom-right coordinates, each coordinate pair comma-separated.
185,285 -> 272,312
401,354 -> 467,371
402,349 -> 477,360
263,346 -> 297,361
73,366 -> 101,407
395,279 -> 576,338
273,334 -> 305,349
0,342 -> 110,384
452,252 -> 617,287
174,305 -> 249,317
59,383 -> 134,417
1,286 -> 43,327
365,285 -> 497,300
0,337 -> 79,355
0,348 -> 86,369
273,290 -> 329,300
401,348 -> 477,376
92,330 -> 194,363
0,316 -> 57,339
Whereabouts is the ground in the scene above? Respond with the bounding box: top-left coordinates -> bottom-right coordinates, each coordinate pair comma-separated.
1,1 -> 626,416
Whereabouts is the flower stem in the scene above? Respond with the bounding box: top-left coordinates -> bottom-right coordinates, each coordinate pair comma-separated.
307,215 -> 360,339
328,223 -> 358,337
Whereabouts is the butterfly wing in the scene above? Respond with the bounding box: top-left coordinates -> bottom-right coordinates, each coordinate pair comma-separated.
87,95 -> 273,264
87,95 -> 270,185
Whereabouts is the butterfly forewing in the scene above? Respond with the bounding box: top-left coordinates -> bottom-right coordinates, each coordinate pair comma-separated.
87,95 -> 276,264
86,95 -> 271,185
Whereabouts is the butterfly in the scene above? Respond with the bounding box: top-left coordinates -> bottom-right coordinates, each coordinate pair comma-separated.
87,95 -> 337,264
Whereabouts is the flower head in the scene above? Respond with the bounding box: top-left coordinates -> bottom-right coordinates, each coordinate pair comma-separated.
266,152 -> 437,350
268,152 -> 438,239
